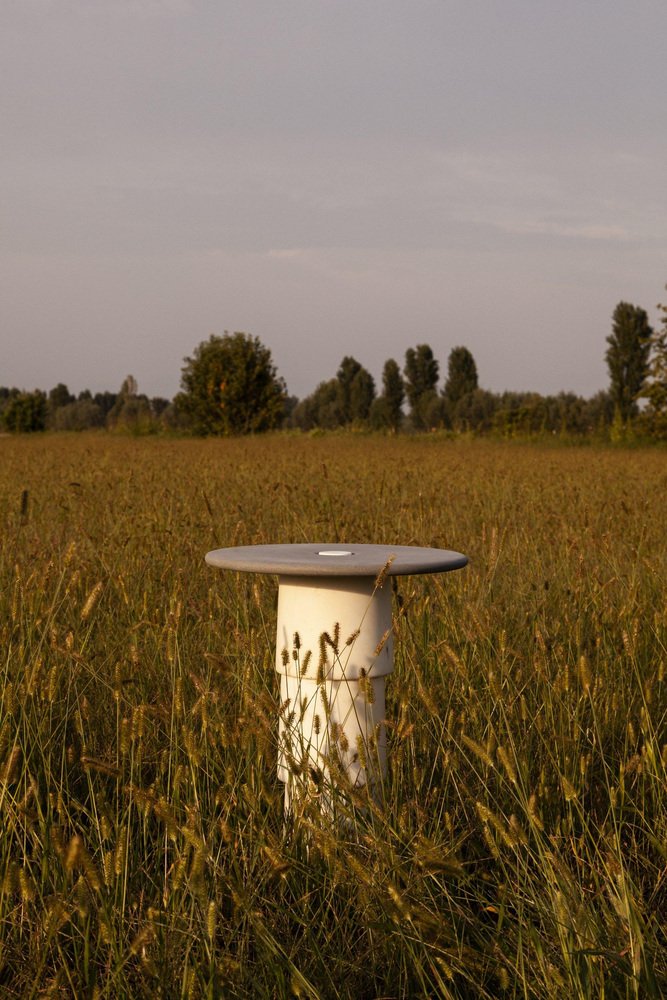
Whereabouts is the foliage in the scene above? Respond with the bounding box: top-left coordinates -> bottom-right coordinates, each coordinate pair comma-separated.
112,397 -> 157,433
177,332 -> 287,436
290,357 -> 375,431
404,344 -> 439,429
586,389 -> 615,433
290,379 -> 616,439
289,379 -> 343,431
48,382 -> 75,411
106,376 -> 135,423
1,389 -> 47,432
52,399 -> 105,431
348,366 -> 375,423
605,302 -> 652,425
150,396 -> 171,418
370,359 -> 405,432
450,387 -> 497,432
443,346 -> 479,406
381,357 -> 405,431
105,376 -> 161,434
336,356 -> 376,424
92,390 -> 119,419
0,387 -> 18,423
9,282 -> 667,442
0,434 -> 665,998
44,383 -> 158,433
639,293 -> 667,438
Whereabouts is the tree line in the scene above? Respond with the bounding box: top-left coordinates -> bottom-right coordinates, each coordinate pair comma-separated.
2,292 -> 666,440
0,377 -> 173,435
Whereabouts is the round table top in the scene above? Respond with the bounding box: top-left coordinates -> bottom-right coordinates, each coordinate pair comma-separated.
205,543 -> 468,578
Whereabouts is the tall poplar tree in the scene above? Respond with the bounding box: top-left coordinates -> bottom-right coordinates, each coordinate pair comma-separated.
404,344 -> 439,430
605,302 -> 652,424
381,358 -> 404,431
370,359 -> 405,432
443,346 -> 478,405
336,356 -> 375,424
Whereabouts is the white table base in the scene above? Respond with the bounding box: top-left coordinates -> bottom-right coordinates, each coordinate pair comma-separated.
275,575 -> 393,813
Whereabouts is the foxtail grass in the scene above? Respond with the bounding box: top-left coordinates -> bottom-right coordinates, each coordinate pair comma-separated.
0,433 -> 664,997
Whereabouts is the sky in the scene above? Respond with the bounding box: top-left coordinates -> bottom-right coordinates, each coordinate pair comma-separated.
2,0 -> 666,402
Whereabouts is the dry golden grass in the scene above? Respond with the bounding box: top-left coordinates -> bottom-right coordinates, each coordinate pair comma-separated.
0,432 -> 665,998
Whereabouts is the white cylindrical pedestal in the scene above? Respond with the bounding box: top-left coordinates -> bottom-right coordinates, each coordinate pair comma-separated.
275,575 -> 393,811
205,544 -> 468,817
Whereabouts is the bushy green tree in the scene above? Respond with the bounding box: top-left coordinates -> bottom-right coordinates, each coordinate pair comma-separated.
177,332 -> 287,435
605,302 -> 652,424
2,390 -> 47,433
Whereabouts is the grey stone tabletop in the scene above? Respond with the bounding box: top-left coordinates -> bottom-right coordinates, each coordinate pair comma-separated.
205,543 -> 468,577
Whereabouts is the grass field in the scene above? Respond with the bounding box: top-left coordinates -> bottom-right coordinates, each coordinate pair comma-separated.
0,433 -> 665,999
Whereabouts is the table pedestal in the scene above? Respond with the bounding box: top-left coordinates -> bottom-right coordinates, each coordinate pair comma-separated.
275,575 -> 393,813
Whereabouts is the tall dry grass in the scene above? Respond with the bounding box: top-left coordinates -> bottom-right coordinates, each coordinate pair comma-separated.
0,433 -> 665,998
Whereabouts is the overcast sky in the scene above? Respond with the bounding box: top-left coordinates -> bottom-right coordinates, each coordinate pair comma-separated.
2,0 -> 666,402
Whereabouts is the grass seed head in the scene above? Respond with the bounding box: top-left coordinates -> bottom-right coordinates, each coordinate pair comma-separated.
1,745 -> 21,783
374,555 -> 395,590
497,745 -> 517,785
578,654 -> 592,693
374,628 -> 391,656
461,734 -> 493,769
300,649 -> 312,676
65,835 -> 83,873
363,674 -> 375,704
207,900 -> 217,941
103,850 -> 114,887
355,735 -> 367,769
115,829 -> 127,877
81,581 -> 103,621
19,866 -> 35,903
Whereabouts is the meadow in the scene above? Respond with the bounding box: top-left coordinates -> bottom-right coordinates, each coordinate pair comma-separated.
0,432 -> 665,999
